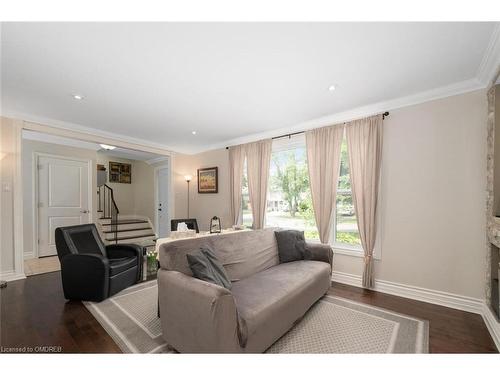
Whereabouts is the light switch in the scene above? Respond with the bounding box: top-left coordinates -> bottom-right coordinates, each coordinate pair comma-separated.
2,183 -> 11,192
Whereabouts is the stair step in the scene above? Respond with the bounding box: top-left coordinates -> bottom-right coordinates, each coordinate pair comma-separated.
103,227 -> 151,234
101,219 -> 148,226
104,228 -> 155,240
114,235 -> 157,245
101,222 -> 153,231
111,233 -> 156,241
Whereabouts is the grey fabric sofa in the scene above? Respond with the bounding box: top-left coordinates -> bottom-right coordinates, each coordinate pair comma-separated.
157,228 -> 333,353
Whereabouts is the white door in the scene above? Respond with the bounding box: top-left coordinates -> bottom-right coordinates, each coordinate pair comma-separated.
38,155 -> 90,257
157,166 -> 170,238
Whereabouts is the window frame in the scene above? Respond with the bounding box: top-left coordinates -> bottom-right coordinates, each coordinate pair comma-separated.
264,134 -> 319,240
240,157 -> 252,227
244,133 -> 382,260
331,132 -> 364,253
330,153 -> 383,260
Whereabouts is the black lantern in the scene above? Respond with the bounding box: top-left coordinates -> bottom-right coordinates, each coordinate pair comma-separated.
210,216 -> 221,234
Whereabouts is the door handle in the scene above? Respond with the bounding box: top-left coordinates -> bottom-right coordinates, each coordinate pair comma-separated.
158,208 -> 162,211
81,210 -> 89,213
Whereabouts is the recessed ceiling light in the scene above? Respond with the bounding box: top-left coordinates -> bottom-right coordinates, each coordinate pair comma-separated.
328,85 -> 337,92
191,131 -> 197,135
99,144 -> 116,150
72,94 -> 84,100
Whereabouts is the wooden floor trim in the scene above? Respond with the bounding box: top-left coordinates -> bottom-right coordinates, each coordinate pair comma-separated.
483,304 -> 500,350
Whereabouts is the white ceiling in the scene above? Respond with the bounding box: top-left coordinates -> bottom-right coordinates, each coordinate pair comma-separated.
2,22 -> 499,154
22,130 -> 163,161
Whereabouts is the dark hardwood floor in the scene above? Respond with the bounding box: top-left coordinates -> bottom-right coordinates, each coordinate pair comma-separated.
1,271 -> 120,353
330,282 -> 498,353
0,272 -> 497,353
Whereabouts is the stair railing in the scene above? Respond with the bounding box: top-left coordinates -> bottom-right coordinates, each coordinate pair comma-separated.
97,184 -> 120,244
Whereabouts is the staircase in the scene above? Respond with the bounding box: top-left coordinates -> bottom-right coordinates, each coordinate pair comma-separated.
96,184 -> 157,252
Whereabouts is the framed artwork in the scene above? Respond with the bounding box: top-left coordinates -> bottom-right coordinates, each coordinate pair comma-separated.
198,167 -> 218,193
109,161 -> 132,184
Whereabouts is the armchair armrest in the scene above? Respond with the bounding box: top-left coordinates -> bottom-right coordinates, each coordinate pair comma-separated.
305,242 -> 333,271
106,243 -> 144,282
158,270 -> 244,353
106,243 -> 144,259
60,253 -> 109,302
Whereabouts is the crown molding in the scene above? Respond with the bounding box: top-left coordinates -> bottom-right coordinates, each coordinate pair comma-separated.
145,156 -> 170,165
0,109 -> 183,155
477,23 -> 500,86
2,77 -> 484,156
206,78 -> 484,153
4,22 -> 498,157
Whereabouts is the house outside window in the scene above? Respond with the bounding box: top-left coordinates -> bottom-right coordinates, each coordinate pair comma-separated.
243,132 -> 364,254
333,134 -> 362,250
242,158 -> 253,227
264,135 -> 319,240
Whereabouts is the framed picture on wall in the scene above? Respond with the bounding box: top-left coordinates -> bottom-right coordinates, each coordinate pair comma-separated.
109,161 -> 132,184
198,167 -> 218,193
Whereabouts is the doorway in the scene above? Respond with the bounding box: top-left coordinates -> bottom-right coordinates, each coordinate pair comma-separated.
155,164 -> 170,238
35,154 -> 92,257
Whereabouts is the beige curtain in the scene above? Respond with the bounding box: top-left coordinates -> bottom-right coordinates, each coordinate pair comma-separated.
229,145 -> 246,226
305,124 -> 344,243
244,139 -> 272,229
346,114 -> 383,289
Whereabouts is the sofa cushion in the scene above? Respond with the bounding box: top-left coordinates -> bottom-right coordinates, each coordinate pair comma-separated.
159,228 -> 279,281
187,247 -> 232,289
231,260 -> 331,351
274,230 -> 306,263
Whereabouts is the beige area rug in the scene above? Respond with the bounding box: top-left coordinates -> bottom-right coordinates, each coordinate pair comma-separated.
24,256 -> 61,276
84,280 -> 429,354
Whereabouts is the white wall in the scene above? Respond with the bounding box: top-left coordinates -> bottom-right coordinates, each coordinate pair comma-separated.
173,148 -> 231,231
21,140 -> 158,258
172,89 -> 488,300
1,118 -> 17,274
96,154 -> 156,225
132,159 -> 155,224
22,139 -> 98,258
96,154 -> 137,216
335,89 -> 487,300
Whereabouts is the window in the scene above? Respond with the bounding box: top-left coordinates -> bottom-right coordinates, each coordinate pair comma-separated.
242,132 -> 364,252
265,135 -> 319,240
241,158 -> 253,227
333,134 -> 361,249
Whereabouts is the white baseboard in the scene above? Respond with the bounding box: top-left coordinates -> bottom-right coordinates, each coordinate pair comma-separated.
24,251 -> 34,260
0,270 -> 26,282
332,271 -> 500,351
482,304 -> 500,351
332,271 -> 484,314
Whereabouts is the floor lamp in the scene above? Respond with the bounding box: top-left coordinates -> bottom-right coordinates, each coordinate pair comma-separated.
184,175 -> 192,218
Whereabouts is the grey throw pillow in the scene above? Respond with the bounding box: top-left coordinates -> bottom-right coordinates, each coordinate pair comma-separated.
186,246 -> 232,289
274,230 -> 306,263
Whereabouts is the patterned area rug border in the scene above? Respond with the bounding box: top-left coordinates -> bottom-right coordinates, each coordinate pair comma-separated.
84,280 -> 428,354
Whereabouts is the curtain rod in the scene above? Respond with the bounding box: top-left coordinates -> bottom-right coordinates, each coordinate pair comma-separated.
226,111 -> 389,149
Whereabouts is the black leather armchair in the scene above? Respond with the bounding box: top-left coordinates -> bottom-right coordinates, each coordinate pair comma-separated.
55,224 -> 144,302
